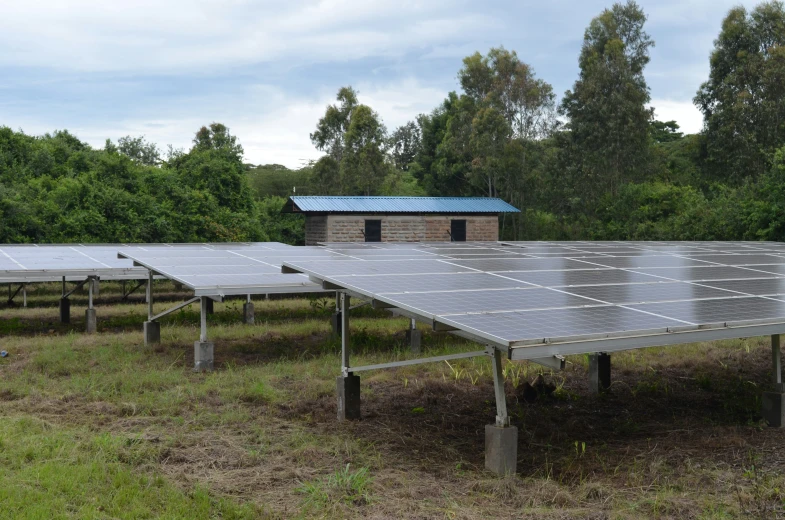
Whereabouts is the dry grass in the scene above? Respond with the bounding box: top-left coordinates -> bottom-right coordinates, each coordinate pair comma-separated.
2,282 -> 785,518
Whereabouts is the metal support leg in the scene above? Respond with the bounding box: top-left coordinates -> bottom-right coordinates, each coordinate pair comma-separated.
331,292 -> 342,336
59,276 -> 69,323
589,353 -> 611,393
22,285 -> 26,307
337,293 -> 360,421
147,271 -> 154,320
763,334 -> 785,427
194,296 -> 214,372
85,278 -> 96,333
143,272 -> 159,346
485,346 -> 517,475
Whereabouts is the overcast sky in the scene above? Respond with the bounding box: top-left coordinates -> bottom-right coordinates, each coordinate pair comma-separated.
0,0 -> 759,168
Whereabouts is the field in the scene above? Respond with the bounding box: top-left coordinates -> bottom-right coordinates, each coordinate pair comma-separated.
1,282 -> 785,519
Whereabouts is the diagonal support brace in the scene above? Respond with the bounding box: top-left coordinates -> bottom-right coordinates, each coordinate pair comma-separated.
149,297 -> 200,323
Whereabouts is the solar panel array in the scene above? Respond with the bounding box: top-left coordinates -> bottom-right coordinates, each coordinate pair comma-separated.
118,244 -> 345,296
0,242 -> 304,283
284,241 -> 785,349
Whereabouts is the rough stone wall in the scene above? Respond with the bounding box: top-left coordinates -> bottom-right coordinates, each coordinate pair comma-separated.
326,215 -> 366,243
425,216 -> 498,242
424,217 -> 452,242
466,216 -> 499,241
320,214 -> 499,242
381,217 -> 426,242
304,215 -> 327,245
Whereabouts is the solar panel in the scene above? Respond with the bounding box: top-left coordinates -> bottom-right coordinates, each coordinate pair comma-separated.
500,269 -> 662,287
439,306 -> 685,344
377,287 -> 600,316
699,278 -> 785,296
119,248 -> 325,296
331,272 -> 527,293
281,240 -> 785,353
628,296 -> 785,325
561,282 -> 735,304
0,242 -> 298,282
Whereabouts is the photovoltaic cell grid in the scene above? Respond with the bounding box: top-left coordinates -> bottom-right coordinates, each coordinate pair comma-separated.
117,245 -> 346,296
284,241 -> 785,349
0,242 -> 303,283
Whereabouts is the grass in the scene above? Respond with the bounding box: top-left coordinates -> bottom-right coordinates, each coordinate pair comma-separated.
1,281 -> 785,517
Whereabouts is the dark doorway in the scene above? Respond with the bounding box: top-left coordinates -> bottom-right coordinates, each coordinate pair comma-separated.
450,219 -> 466,242
364,219 -> 382,242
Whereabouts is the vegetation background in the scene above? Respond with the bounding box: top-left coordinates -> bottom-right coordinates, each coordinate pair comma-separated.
2,1 -> 785,245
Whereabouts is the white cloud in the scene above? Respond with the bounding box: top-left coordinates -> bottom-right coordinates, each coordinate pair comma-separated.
6,78 -> 450,169
651,99 -> 704,134
0,0 -> 490,73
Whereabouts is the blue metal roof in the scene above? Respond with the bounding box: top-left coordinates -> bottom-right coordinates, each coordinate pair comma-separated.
283,196 -> 520,214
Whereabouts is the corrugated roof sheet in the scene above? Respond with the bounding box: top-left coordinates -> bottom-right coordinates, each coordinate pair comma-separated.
283,196 -> 520,214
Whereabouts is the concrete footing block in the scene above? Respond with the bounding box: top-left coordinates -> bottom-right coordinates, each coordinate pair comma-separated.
59,298 -> 71,324
762,391 -> 785,427
406,329 -> 422,354
85,309 -> 97,334
205,299 -> 214,315
331,312 -> 342,337
193,341 -> 214,372
589,353 -> 611,393
485,424 -> 518,476
243,302 -> 254,325
144,321 -> 161,346
337,375 -> 361,421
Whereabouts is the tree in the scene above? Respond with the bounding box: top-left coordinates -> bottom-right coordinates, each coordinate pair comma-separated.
340,104 -> 389,195
116,135 -> 160,166
388,121 -> 421,171
170,124 -> 255,215
459,47 -> 558,141
694,1 -> 785,182
560,0 -> 655,206
469,106 -> 511,197
310,86 -> 358,163
192,123 -> 244,165
649,120 -> 683,143
310,88 -> 388,195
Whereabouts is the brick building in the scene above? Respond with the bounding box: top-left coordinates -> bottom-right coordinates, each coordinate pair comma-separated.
282,196 -> 520,245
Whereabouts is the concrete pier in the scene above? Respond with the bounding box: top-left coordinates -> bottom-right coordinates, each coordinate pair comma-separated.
589,353 -> 611,393
85,309 -> 97,333
243,302 -> 254,325
144,321 -> 160,346
485,424 -> 518,475
337,375 -> 361,421
764,334 -> 785,427
194,341 -> 214,372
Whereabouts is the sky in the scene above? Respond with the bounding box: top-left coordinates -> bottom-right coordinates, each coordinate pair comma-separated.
0,0 -> 760,168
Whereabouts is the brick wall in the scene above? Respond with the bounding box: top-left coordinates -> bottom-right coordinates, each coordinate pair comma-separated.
326,215 -> 366,243
306,214 -> 500,243
466,216 -> 499,241
424,216 -> 499,242
304,215 -> 327,245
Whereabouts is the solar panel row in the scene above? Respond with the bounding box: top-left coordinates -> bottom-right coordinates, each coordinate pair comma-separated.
283,241 -> 785,352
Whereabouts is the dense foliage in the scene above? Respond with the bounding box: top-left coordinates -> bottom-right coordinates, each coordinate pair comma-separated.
0,124 -> 269,243
3,0 -> 785,244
